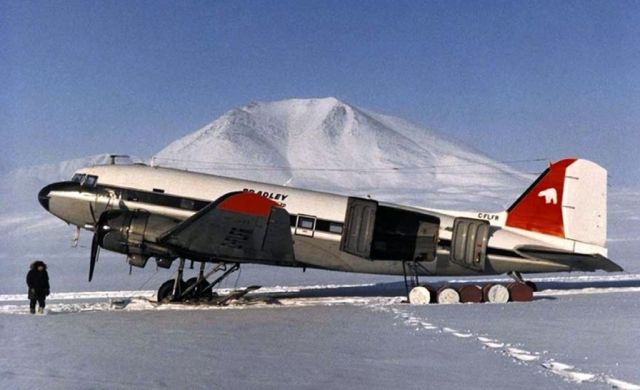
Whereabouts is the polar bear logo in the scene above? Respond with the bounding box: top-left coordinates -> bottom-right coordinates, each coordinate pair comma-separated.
538,188 -> 558,205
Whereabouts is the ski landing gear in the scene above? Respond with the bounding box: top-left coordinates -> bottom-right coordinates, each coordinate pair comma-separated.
157,261 -> 259,305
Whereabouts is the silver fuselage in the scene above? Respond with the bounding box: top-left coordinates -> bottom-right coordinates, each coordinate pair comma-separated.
39,164 -> 603,276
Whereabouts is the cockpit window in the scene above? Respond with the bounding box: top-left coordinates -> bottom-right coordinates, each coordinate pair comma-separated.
71,173 -> 86,183
83,175 -> 98,187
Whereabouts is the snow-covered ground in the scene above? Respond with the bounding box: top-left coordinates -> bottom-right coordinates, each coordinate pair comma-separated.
1,98 -> 638,389
1,274 -> 639,389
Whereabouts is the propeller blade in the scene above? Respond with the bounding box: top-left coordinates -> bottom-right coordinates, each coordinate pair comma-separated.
89,203 -> 97,226
89,233 -> 99,282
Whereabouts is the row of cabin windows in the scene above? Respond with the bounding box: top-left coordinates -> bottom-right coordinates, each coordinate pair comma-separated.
70,174 -> 344,235
293,215 -> 343,234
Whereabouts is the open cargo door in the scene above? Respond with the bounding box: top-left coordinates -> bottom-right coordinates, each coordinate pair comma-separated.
450,217 -> 489,272
340,197 -> 439,262
340,198 -> 377,259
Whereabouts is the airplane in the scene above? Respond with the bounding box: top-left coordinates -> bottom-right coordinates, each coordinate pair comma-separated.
37,156 -> 622,304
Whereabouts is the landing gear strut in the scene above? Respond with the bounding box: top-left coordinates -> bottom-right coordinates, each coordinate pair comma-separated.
402,259 -> 433,302
157,262 -> 243,303
156,258 -> 187,302
507,271 -> 538,291
183,262 -> 214,300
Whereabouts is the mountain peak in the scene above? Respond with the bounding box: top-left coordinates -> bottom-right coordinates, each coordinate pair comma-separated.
154,98 -> 529,205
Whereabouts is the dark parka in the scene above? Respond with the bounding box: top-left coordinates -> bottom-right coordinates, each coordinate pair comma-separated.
26,261 -> 50,298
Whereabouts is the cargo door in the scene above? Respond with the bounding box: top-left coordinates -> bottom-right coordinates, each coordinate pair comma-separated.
450,218 -> 490,271
340,198 -> 377,258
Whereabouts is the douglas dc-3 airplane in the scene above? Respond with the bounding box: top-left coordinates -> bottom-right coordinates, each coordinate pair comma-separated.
38,156 -> 622,304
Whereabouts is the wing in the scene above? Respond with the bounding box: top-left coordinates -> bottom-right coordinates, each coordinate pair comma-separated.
514,245 -> 623,272
159,192 -> 295,265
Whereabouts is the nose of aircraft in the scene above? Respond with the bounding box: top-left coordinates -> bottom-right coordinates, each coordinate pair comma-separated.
38,181 -> 82,212
38,185 -> 52,211
37,181 -> 101,227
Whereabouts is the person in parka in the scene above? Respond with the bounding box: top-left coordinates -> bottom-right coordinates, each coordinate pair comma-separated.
26,260 -> 50,314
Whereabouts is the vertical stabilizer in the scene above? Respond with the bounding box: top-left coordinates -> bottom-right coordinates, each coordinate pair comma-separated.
506,158 -> 607,248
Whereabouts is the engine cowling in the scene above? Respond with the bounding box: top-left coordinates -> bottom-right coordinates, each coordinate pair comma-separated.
97,210 -> 179,268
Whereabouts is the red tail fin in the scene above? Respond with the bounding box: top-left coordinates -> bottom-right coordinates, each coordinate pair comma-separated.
505,158 -> 576,238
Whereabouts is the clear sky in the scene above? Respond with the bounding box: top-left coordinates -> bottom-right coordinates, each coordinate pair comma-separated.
2,0 -> 639,186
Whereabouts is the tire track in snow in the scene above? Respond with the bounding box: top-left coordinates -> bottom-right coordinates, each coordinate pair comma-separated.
374,305 -> 640,390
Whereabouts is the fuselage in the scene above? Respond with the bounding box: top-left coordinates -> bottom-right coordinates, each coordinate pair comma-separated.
38,163 -> 604,277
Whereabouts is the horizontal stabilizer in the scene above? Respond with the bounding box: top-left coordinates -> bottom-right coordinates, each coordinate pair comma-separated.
514,245 -> 623,273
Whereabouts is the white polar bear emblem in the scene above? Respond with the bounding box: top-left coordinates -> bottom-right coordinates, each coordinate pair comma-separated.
538,188 -> 558,205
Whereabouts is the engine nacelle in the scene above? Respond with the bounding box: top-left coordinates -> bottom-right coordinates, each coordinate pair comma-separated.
98,210 -> 179,268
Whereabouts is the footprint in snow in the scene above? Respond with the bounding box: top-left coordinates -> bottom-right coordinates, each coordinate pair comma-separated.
542,361 -> 596,383
507,349 -> 540,362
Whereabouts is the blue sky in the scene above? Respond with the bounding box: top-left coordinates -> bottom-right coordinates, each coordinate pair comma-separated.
2,1 -> 639,186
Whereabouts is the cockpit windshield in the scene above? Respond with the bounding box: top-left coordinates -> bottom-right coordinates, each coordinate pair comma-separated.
70,173 -> 98,187
84,175 -> 98,187
71,173 -> 86,183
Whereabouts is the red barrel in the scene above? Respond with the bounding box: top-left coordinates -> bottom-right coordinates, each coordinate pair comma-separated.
507,282 -> 534,302
424,284 -> 437,304
459,285 -> 483,303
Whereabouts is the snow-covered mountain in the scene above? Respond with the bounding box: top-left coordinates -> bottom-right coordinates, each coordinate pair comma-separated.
154,98 -> 531,204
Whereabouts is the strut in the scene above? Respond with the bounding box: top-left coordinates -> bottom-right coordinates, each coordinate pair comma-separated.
402,259 -> 432,301
156,262 -> 248,304
199,263 -> 240,296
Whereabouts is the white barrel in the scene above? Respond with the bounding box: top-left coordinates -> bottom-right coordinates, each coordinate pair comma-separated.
437,287 -> 460,304
408,286 -> 432,305
484,284 -> 509,303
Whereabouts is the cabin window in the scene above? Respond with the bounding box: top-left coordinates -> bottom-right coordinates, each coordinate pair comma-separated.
126,190 -> 140,202
329,223 -> 343,234
297,217 -> 315,230
180,199 -> 195,210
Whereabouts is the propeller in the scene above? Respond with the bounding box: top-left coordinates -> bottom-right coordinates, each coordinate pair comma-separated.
88,202 -> 100,282
88,210 -> 112,282
89,202 -> 98,225
87,197 -> 114,282
89,230 -> 100,282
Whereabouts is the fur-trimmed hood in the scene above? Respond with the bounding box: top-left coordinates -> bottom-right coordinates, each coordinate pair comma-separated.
29,260 -> 47,270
